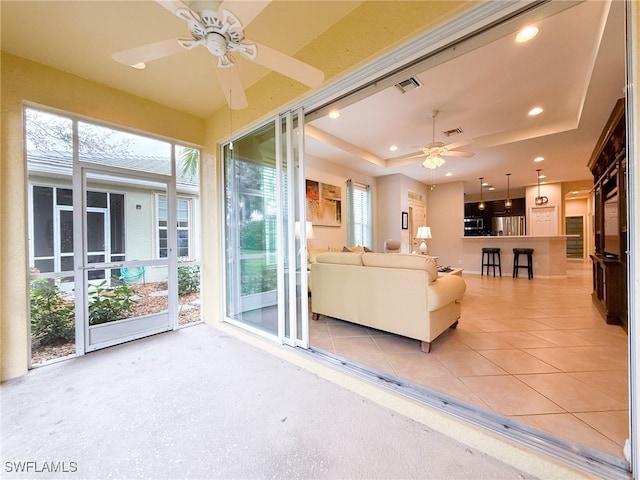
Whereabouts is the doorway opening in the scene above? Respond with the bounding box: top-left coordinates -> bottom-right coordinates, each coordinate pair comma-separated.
302,0 -> 629,473
566,216 -> 585,259
26,107 -> 202,365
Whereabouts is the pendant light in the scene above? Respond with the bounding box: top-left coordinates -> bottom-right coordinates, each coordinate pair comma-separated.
505,173 -> 512,210
478,177 -> 485,211
535,169 -> 548,205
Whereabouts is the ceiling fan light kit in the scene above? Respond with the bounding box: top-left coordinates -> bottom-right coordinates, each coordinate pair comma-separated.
418,111 -> 474,169
422,155 -> 446,169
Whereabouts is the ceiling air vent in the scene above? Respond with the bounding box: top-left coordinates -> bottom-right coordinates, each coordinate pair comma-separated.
443,127 -> 464,137
394,77 -> 422,94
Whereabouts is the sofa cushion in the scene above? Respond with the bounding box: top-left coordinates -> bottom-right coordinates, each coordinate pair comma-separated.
361,253 -> 438,282
308,248 -> 328,264
316,252 -> 364,266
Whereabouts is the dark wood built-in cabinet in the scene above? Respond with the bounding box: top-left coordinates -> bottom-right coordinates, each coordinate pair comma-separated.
588,98 -> 627,327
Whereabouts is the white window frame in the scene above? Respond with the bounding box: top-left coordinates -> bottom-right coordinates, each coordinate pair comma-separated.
156,194 -> 194,261
346,180 -> 372,248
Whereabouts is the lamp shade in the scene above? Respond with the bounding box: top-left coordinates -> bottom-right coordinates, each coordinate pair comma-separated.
295,221 -> 317,240
416,226 -> 432,239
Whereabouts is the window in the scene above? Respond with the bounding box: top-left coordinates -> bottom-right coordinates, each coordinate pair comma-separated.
158,196 -> 192,259
346,180 -> 372,248
30,185 -> 125,278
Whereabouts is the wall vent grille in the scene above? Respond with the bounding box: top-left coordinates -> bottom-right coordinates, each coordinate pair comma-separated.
394,77 -> 422,94
443,128 -> 464,137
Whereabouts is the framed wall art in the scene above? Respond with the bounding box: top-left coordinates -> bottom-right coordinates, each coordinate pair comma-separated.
306,179 -> 342,227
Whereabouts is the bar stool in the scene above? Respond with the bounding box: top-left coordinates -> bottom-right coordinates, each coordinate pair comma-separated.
513,248 -> 534,279
481,247 -> 501,277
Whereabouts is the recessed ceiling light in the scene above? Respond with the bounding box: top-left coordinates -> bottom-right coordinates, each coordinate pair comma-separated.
328,111 -> 340,119
528,106 -> 543,116
488,186 -> 495,191
482,181 -> 489,187
516,25 -> 539,43
131,63 -> 146,70
445,172 -> 452,177
572,190 -> 579,194
389,145 -> 398,152
534,156 -> 544,162
538,174 -> 546,179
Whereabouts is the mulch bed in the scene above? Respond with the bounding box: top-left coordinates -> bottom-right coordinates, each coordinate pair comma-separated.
31,282 -> 201,365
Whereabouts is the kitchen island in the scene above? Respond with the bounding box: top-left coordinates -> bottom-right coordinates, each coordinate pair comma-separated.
461,235 -> 572,278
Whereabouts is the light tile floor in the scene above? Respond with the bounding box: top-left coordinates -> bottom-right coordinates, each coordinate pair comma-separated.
309,260 -> 629,459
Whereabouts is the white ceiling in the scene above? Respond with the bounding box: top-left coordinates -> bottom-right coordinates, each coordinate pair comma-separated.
1,1 -> 625,198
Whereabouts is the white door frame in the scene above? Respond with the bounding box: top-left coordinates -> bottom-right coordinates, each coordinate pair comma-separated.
74,165 -> 177,353
276,108 -> 309,348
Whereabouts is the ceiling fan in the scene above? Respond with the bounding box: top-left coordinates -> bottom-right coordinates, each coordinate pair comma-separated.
111,0 -> 325,110
411,110 -> 475,169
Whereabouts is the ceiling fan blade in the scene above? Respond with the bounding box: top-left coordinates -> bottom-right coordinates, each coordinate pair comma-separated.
112,38 -> 186,66
220,0 -> 271,27
444,150 -> 474,158
216,65 -> 248,110
252,41 -> 324,87
155,0 -> 190,15
444,140 -> 473,150
385,152 -> 427,168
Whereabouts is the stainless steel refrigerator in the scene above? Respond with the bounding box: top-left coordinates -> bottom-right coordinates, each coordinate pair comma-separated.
492,216 -> 526,236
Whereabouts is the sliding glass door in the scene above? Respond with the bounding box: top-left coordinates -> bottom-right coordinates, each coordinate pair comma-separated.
223,110 -> 308,346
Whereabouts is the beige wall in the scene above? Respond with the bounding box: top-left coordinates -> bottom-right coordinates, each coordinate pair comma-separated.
525,182 -> 564,234
375,174 -> 429,253
565,198 -> 588,217
376,174 -> 406,252
0,53 -> 206,381
305,155 -> 377,252
427,181 -> 465,267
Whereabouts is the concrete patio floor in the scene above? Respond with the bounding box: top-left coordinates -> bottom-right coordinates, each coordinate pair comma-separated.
1,323 -> 584,479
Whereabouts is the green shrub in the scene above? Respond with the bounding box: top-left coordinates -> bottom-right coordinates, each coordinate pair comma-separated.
240,220 -> 265,251
178,265 -> 200,295
30,280 -> 75,346
241,267 -> 277,295
88,281 -> 135,325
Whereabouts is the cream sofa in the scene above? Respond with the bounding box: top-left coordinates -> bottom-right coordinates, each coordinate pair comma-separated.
310,252 -> 466,352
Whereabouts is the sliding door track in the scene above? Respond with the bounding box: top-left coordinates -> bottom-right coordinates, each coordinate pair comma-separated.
304,346 -> 630,480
